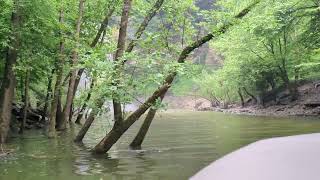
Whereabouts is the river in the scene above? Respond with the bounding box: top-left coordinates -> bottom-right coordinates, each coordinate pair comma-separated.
1,111 -> 320,180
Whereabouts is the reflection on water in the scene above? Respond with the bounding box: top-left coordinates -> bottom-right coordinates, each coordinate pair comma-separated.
1,111 -> 320,180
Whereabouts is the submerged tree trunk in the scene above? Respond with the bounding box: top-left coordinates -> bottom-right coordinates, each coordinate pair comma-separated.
74,0 -> 133,142
92,2 -> 259,154
48,9 -> 65,138
129,109 -> 156,149
55,95 -> 63,128
0,0 -> 21,143
73,7 -> 118,141
19,70 -> 30,134
93,85 -> 170,153
74,99 -> 104,142
60,0 -> 85,130
74,0 -> 162,142
129,94 -> 165,149
75,79 -> 95,124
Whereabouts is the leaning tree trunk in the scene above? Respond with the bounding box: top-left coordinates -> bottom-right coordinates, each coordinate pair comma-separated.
92,2 -> 260,154
93,85 -> 170,153
74,99 -> 104,142
19,70 -> 30,134
48,9 -> 65,138
71,6 -> 116,111
0,0 -> 21,144
75,0 -> 169,142
60,0 -> 85,130
75,0 -> 134,142
73,9 -> 115,140
129,109 -> 157,149
129,93 -> 165,149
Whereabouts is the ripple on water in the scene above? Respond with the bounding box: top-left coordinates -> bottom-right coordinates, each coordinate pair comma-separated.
1,112 -> 320,180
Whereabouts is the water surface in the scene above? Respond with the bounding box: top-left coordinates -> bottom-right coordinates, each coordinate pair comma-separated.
1,111 -> 320,180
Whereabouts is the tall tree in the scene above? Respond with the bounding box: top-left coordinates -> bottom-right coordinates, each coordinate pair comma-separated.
60,0 -> 85,130
48,9 -> 65,138
0,0 -> 21,143
74,0 -> 165,142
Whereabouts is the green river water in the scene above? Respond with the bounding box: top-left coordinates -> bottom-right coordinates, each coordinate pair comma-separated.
1,111 -> 320,180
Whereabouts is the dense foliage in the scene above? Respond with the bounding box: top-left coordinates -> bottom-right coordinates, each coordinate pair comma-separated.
0,0 -> 319,150
191,0 -> 320,105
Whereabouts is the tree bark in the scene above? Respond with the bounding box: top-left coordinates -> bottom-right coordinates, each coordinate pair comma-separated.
71,7 -> 115,115
93,85 -> 170,154
41,69 -> 55,122
129,94 -> 165,149
125,0 -> 165,54
243,87 -> 257,104
19,70 -> 30,134
92,2 -> 259,154
112,0 -> 133,127
0,0 -> 21,143
74,0 -> 160,142
74,99 -> 104,142
75,78 -> 95,124
90,7 -> 115,48
238,88 -> 245,108
55,94 -> 63,128
60,0 -> 85,130
48,9 -> 65,138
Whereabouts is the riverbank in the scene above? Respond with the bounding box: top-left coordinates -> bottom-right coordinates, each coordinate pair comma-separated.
163,81 -> 320,117
203,104 -> 320,117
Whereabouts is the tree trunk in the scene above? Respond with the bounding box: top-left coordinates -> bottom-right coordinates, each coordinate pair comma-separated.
60,0 -> 85,130
48,9 -> 65,138
125,0 -> 165,54
71,7 -> 115,117
90,7 -> 115,48
112,0 -> 133,127
55,95 -> 63,128
129,94 -> 165,149
73,7 -> 123,141
243,87 -> 257,104
0,0 -> 21,143
19,70 -> 30,134
93,85 -> 170,154
238,88 -> 245,108
75,0 -> 134,142
92,2 -> 258,154
129,109 -> 156,149
75,79 -> 95,124
74,0 -> 163,141
74,99 -> 104,142
41,69 -> 55,122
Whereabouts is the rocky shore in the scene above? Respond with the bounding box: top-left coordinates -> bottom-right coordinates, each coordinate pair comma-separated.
163,81 -> 320,117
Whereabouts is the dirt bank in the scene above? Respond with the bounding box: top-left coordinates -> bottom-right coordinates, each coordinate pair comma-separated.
163,81 -> 320,117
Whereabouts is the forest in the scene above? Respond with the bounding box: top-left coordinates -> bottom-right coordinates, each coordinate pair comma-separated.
0,0 -> 319,179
